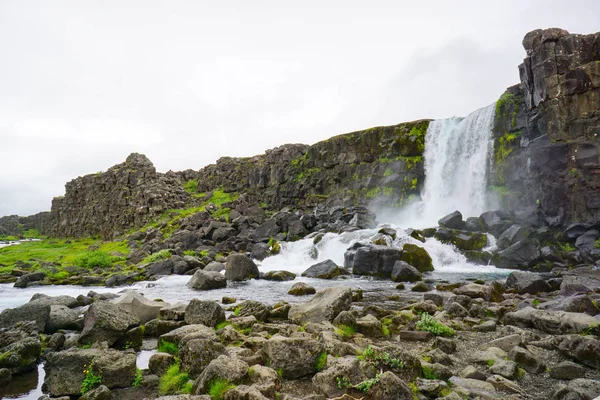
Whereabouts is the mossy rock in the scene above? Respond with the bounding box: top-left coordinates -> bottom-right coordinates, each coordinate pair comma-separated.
401,244 -> 433,272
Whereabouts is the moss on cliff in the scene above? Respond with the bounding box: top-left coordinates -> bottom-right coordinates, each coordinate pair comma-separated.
493,131 -> 521,184
495,92 -> 523,129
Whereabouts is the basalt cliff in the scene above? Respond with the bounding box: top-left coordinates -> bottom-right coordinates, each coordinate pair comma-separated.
2,28 -> 599,240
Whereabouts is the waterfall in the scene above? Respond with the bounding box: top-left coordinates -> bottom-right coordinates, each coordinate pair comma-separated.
395,104 -> 496,228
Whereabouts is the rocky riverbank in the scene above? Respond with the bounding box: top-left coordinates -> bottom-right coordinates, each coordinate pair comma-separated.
0,267 -> 599,400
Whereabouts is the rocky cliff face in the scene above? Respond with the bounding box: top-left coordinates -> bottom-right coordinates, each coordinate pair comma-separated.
49,153 -> 191,239
0,213 -> 51,237
492,28 -> 600,226
196,120 -> 430,211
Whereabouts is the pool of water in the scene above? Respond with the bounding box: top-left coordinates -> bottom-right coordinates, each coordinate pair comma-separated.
0,364 -> 44,400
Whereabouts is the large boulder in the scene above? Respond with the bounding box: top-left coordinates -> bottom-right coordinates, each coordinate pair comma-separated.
192,355 -> 248,395
288,287 -> 352,324
262,336 -> 321,379
345,244 -> 403,277
312,356 -> 367,397
224,254 -> 259,281
184,300 -> 225,328
553,335 -> 600,369
0,300 -> 50,332
0,336 -> 41,374
438,211 -> 464,230
505,271 -> 551,295
111,290 -> 167,324
391,261 -> 422,282
434,229 -> 488,251
180,338 -> 226,378
497,225 -> 530,250
44,347 -> 136,396
186,270 -> 227,290
400,244 -> 433,272
13,272 -> 46,288
504,307 -> 600,335
287,282 -> 316,296
79,301 -> 140,346
159,324 -> 217,346
262,270 -> 296,281
45,305 -> 80,333
301,259 -> 348,279
235,300 -> 270,322
492,239 -> 540,269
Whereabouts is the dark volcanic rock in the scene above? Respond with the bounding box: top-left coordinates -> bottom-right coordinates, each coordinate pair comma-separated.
186,270 -> 227,290
79,301 -> 140,346
225,254 -> 259,281
301,259 -> 348,279
391,261 -> 422,283
438,210 -> 464,230
505,271 -> 551,294
345,244 -> 403,278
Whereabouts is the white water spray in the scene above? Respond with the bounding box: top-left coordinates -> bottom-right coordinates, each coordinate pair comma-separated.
396,104 -> 496,228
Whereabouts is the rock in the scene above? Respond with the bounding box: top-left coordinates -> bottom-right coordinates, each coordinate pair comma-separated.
247,365 -> 281,397
204,262 -> 225,272
225,254 -> 259,281
399,331 -> 432,342
434,337 -> 457,354
460,365 -> 487,380
400,243 -> 434,272
554,334 -> 600,369
539,295 -> 599,316
356,314 -> 383,337
46,305 -> 80,333
149,352 -> 175,376
550,361 -> 587,380
508,346 -> 544,373
488,334 -> 523,352
493,239 -> 540,269
79,301 -> 139,346
105,273 -> 138,287
180,338 -> 226,378
0,337 -> 41,374
390,261 -> 422,282
447,302 -> 470,318
79,385 -> 113,400
301,259 -> 348,279
13,272 -> 46,288
505,271 -> 551,294
160,303 -> 187,321
287,282 -> 316,296
416,377 -> 450,398
288,286 -> 352,324
421,362 -> 452,380
411,281 -> 432,292
565,222 -> 594,241
262,270 -> 296,281
497,225 -> 530,250
552,378 -> 600,400
184,300 -> 225,328
486,374 -> 524,394
0,300 -> 50,332
575,229 -> 600,251
223,385 -> 268,400
48,332 -> 66,350
186,270 -> 227,290
0,368 -> 11,388
345,244 -> 403,277
192,355 -> 248,394
489,359 -> 518,379
262,336 -> 321,379
448,376 -> 496,397
435,228 -> 489,251
312,356 -> 366,397
504,307 -> 600,335
438,211 -> 464,230
159,324 -> 218,346
29,293 -> 79,308
111,290 -> 167,324
44,348 -> 136,396
235,300 -> 270,322
453,283 -> 497,302
369,371 -> 413,400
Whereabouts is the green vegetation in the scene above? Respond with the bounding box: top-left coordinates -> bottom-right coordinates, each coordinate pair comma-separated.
233,306 -> 242,317
315,352 -> 328,372
556,242 -> 576,252
159,363 -> 190,395
358,345 -> 404,369
487,359 -> 495,367
183,179 -> 199,194
493,131 -> 522,184
334,325 -> 356,340
532,298 -> 541,307
365,187 -> 380,199
421,364 -> 438,379
354,373 -> 382,393
495,92 -> 523,129
76,250 -> 120,269
132,368 -> 143,387
416,313 -> 456,337
81,363 -> 102,394
207,378 -> 236,400
212,207 -> 231,221
143,249 -> 172,264
157,340 -> 179,356
383,168 -> 393,177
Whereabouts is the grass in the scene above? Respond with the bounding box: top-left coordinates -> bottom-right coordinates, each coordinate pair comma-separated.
315,352 -> 327,372
207,378 -> 237,400
159,363 -> 190,395
132,368 -> 143,387
76,250 -> 121,269
0,238 -> 129,273
143,249 -> 172,263
334,325 -> 356,340
184,179 -> 198,194
157,340 -> 179,356
416,313 -> 456,337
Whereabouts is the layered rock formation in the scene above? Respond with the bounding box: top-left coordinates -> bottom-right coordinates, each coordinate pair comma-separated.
195,120 -> 429,210
492,28 -> 600,226
48,153 -> 191,239
0,213 -> 51,238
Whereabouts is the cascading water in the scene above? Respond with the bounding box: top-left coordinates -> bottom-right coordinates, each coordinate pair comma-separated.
396,104 -> 496,228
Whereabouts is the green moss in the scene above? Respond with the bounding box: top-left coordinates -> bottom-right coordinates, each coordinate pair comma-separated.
334,325 -> 356,340
421,364 -> 438,380
366,187 -> 380,199
382,187 -> 394,197
157,340 -> 179,356
410,178 -> 418,190
493,131 -> 522,184
211,207 -> 231,221
183,179 -> 198,194
383,168 -> 393,177
495,92 -> 523,129
143,249 -> 172,264
315,352 -> 328,372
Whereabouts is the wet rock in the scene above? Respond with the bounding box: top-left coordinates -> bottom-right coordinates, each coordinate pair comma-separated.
184,300 -> 225,328
111,290 -> 167,323
288,286 -> 352,324
411,281 -> 432,292
149,352 -> 175,376
225,254 -> 259,281
288,282 -> 316,296
550,361 -> 587,380
192,355 -> 248,394
301,259 -> 348,279
439,211 -> 464,230
493,239 -> 540,269
79,301 -> 140,346
400,243 -> 434,272
44,348 -> 136,396
390,261 -> 422,282
0,368 -> 11,388
575,229 -> 600,251
435,229 -> 488,251
345,244 -> 403,277
0,300 -> 50,332
13,272 -> 46,288
262,270 -> 296,281
505,271 -> 551,294
186,270 -> 227,290
263,336 -> 321,379
0,336 -> 41,374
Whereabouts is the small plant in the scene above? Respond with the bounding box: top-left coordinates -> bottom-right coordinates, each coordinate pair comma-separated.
184,179 -> 199,194
183,250 -> 197,257
159,363 -> 190,395
144,249 -> 172,263
334,324 -> 356,340
556,242 -> 576,252
416,313 -> 456,337
532,298 -> 540,307
132,368 -> 143,387
157,340 -> 179,356
233,306 -> 242,317
215,321 -> 231,330
208,378 -> 236,400
487,359 -> 495,367
354,373 -> 382,393
76,250 -> 116,269
358,346 -> 404,369
336,375 -> 352,389
276,368 -> 284,379
81,363 -> 102,394
315,352 -> 328,372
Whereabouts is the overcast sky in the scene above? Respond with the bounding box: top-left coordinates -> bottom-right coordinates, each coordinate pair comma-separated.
1,1 -> 599,217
